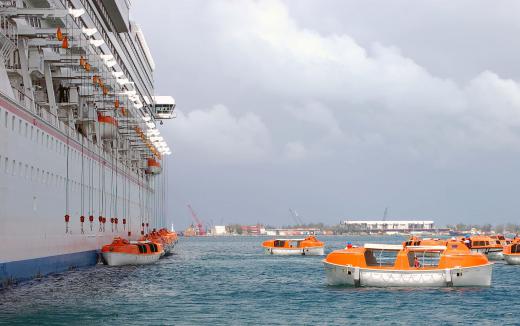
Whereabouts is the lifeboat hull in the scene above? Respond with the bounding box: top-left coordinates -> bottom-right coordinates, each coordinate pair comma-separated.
323,262 -> 492,287
471,248 -> 503,260
264,246 -> 324,256
102,252 -> 162,266
504,254 -> 520,265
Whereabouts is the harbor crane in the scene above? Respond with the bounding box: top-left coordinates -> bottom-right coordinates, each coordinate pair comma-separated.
289,208 -> 305,226
187,204 -> 206,236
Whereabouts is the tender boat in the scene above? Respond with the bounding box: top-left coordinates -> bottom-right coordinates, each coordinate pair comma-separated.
262,236 -> 325,255
503,239 -> 520,265
101,237 -> 164,266
466,235 -> 504,260
141,228 -> 178,256
490,234 -> 512,247
323,240 -> 492,287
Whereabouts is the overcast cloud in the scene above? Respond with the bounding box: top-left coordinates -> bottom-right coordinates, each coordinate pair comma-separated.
133,0 -> 520,228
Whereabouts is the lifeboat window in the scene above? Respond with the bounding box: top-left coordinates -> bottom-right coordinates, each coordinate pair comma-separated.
274,240 -> 285,247
407,251 -> 440,268
485,241 -> 490,246
365,249 -> 398,267
495,241 -> 500,245
512,244 -> 520,254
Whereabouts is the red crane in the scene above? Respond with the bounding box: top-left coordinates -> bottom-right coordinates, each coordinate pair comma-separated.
187,204 -> 206,236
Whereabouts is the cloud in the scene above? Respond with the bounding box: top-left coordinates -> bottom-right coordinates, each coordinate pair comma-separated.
203,0 -> 520,163
283,141 -> 307,160
135,0 -> 520,225
166,105 -> 272,164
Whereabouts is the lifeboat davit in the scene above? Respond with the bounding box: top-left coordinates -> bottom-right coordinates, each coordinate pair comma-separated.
503,239 -> 520,265
262,236 -> 325,255
323,239 -> 492,287
101,237 -> 163,266
97,113 -> 118,139
146,158 -> 162,174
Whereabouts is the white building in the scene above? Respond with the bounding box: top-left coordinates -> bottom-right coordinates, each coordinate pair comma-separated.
342,220 -> 434,232
212,225 -> 228,236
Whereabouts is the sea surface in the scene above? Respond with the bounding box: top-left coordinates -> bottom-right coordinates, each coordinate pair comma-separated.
0,236 -> 518,325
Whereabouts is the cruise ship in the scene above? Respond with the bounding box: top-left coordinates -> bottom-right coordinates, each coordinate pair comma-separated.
0,0 -> 175,285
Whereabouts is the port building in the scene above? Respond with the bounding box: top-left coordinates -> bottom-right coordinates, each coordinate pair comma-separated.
341,220 -> 435,232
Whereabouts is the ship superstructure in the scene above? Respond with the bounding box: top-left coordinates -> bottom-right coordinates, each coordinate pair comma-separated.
0,0 -> 175,285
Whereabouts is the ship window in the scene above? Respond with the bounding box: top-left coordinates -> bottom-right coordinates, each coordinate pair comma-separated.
4,157 -> 8,173
18,119 -> 21,134
365,249 -> 398,267
11,160 -> 15,176
18,162 -> 22,176
11,116 -> 15,131
24,122 -> 28,137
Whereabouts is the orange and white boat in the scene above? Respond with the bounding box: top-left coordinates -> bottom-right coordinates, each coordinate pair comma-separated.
101,237 -> 164,266
503,239 -> 520,265
490,234 -> 512,247
323,239 -> 492,287
262,236 -> 325,256
141,228 -> 178,256
466,235 -> 504,260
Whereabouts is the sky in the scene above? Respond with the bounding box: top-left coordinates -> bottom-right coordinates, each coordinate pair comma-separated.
132,0 -> 520,229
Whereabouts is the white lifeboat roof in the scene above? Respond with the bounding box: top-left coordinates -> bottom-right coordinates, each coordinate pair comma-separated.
364,244 -> 403,250
273,238 -> 307,241
407,245 -> 447,251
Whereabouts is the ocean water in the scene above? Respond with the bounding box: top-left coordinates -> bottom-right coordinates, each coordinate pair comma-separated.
0,236 -> 518,325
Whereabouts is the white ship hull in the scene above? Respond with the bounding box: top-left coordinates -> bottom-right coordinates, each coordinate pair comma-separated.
0,94 -> 162,285
504,254 -> 520,265
264,246 -> 324,256
323,262 -> 493,287
0,0 -> 175,286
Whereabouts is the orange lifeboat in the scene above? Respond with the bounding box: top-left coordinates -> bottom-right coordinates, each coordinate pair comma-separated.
262,236 -> 324,255
503,238 -> 520,265
465,235 -> 504,260
97,113 -> 118,139
101,237 -> 163,266
140,228 -> 179,256
403,236 -> 446,247
146,158 -> 162,174
323,239 -> 492,287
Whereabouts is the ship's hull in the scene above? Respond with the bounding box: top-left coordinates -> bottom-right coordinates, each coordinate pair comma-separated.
323,262 -> 493,287
0,95 -> 159,286
263,246 -> 324,256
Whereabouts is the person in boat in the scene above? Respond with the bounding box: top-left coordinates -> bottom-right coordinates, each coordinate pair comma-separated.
413,256 -> 420,268
346,241 -> 353,249
463,238 -> 471,249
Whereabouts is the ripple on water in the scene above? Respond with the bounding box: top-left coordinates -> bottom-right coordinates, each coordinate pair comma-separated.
0,236 -> 518,325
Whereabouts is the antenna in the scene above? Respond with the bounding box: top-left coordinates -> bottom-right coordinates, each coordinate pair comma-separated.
383,207 -> 388,222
